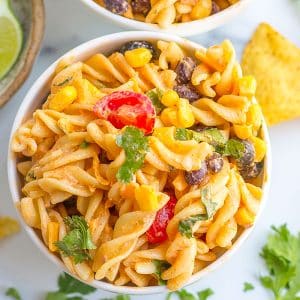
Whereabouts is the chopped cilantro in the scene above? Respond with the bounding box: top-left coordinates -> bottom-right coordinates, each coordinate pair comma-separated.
174,128 -> 193,141
146,88 -> 165,114
178,214 -> 208,238
116,126 -> 149,183
153,260 -> 171,285
101,295 -> 131,300
167,289 -> 196,300
201,187 -> 218,219
79,141 -> 89,148
259,224 -> 300,300
5,287 -> 21,300
243,282 -> 255,292
54,77 -> 73,87
215,139 -> 245,159
55,216 -> 96,264
192,128 -> 226,146
197,288 -> 214,300
45,272 -> 96,300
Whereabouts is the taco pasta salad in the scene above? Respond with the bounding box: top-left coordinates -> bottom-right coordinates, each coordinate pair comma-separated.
11,39 -> 266,290
95,0 -> 240,28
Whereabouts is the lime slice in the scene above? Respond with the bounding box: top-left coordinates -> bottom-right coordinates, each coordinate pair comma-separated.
0,0 -> 23,80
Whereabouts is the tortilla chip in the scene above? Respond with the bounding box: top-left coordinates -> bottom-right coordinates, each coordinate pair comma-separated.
0,216 -> 20,239
242,23 -> 300,125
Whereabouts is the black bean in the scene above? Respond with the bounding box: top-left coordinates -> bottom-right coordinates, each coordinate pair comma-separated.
131,0 -> 151,15
211,1 -> 221,14
184,162 -> 208,185
175,57 -> 196,84
206,152 -> 224,173
174,84 -> 201,102
240,162 -> 263,180
236,139 -> 255,168
119,40 -> 156,57
104,0 -> 129,14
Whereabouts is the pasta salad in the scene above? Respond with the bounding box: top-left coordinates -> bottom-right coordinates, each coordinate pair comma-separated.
95,0 -> 240,28
11,39 -> 267,290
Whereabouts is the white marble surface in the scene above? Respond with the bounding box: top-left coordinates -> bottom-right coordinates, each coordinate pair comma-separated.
1,0 -> 300,299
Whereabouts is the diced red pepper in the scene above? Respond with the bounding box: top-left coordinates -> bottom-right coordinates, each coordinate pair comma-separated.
146,191 -> 177,244
93,91 -> 156,134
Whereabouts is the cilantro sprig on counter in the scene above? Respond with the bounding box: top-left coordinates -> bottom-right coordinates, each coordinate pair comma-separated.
174,127 -> 245,159
55,216 -> 96,264
5,288 -> 21,300
243,282 -> 254,292
167,288 -> 214,300
259,224 -> 300,300
116,126 -> 149,183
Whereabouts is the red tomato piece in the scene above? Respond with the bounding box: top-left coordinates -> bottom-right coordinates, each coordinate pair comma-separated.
146,192 -> 177,244
93,91 -> 156,134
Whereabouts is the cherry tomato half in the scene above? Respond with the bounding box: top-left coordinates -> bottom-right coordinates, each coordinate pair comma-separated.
146,192 -> 177,244
93,91 -> 156,134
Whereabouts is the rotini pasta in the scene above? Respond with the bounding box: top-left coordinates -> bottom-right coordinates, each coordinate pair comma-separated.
12,39 -> 267,291
96,0 -> 240,28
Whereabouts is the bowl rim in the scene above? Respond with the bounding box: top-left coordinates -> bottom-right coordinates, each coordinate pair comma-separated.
7,31 -> 272,295
0,0 -> 45,107
79,0 -> 252,37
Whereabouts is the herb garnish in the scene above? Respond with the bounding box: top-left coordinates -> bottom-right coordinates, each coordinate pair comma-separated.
116,126 -> 149,183
79,141 -> 89,148
201,187 -> 218,219
153,260 -> 171,285
243,282 -> 255,292
5,288 -> 21,300
178,214 -> 208,238
259,224 -> 300,300
146,88 -> 165,114
174,127 -> 245,159
54,77 -> 73,87
45,272 -> 96,300
55,216 -> 96,264
167,288 -> 214,300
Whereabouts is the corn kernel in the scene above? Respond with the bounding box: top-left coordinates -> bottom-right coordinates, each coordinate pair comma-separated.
48,86 -> 77,111
177,98 -> 195,128
191,0 -> 212,20
249,136 -> 266,162
125,48 -> 152,68
135,185 -> 159,211
160,107 -> 180,127
233,124 -> 253,139
238,76 -> 257,97
247,104 -> 262,132
161,90 -> 180,107
235,207 -> 255,228
47,221 -> 59,252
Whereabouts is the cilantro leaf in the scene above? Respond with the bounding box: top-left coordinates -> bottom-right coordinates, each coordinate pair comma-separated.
54,77 -> 73,87
192,128 -> 226,146
259,224 -> 300,300
116,126 -> 149,183
178,214 -> 208,238
243,282 -> 255,292
197,288 -> 214,300
167,289 -> 196,300
5,287 -> 22,300
55,216 -> 96,264
79,141 -> 89,148
146,88 -> 165,114
45,291 -> 69,300
58,273 -> 96,295
201,187 -> 218,219
174,128 -> 193,141
153,260 -> 171,285
215,139 -> 245,159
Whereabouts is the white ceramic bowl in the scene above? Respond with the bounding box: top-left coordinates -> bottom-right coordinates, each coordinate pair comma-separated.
7,31 -> 271,295
80,0 -> 252,37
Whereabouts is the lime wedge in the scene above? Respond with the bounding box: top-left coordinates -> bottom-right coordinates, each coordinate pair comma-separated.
0,0 -> 23,80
